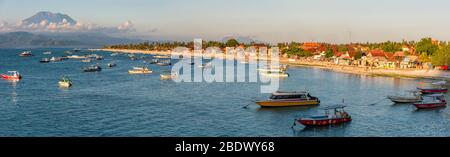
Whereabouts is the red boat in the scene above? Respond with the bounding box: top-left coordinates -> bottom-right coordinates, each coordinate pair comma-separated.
1,71 -> 22,80
417,81 -> 448,94
414,94 -> 447,109
297,105 -> 352,126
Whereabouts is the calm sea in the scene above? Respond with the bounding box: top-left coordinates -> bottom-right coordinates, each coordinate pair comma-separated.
1,48 -> 449,137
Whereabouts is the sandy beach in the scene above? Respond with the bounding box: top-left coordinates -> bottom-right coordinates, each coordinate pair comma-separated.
97,48 -> 450,80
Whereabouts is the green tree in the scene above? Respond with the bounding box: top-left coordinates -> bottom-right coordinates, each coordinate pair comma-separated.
416,38 -> 438,56
225,39 -> 240,47
282,47 -> 311,58
325,47 -> 334,58
432,42 -> 450,66
354,51 -> 363,60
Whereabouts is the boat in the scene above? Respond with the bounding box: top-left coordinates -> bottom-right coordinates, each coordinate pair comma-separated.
40,58 -> 50,63
82,65 -> 102,72
149,59 -> 159,64
297,105 -> 352,126
19,51 -> 33,57
160,71 -> 177,80
259,71 -> 289,78
50,57 -> 64,62
67,55 -> 87,59
417,81 -> 448,94
154,55 -> 171,59
257,68 -> 286,73
95,56 -> 104,60
43,51 -> 52,55
1,71 -> 22,80
156,60 -> 172,66
110,53 -> 119,56
107,63 -> 117,68
387,90 -> 422,103
413,94 -> 447,109
64,51 -> 73,54
256,91 -> 320,107
73,48 -> 81,52
81,59 -> 92,63
128,67 -> 152,74
58,76 -> 72,88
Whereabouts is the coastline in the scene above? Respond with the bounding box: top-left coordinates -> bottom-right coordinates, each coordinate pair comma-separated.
96,48 -> 450,80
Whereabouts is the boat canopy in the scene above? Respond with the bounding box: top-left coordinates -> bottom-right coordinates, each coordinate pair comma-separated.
432,81 -> 447,85
272,91 -> 308,96
321,105 -> 346,110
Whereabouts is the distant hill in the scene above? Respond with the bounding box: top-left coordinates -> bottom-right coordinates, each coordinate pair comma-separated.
22,11 -> 77,25
0,31 -> 142,48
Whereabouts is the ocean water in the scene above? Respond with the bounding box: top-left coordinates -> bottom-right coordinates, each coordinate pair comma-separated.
1,48 -> 450,137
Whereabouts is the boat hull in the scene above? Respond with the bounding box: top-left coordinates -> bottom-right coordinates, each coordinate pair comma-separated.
58,82 -> 72,88
298,117 -> 352,126
256,99 -> 319,107
414,102 -> 447,109
418,88 -> 448,94
387,96 -> 422,103
1,74 -> 21,80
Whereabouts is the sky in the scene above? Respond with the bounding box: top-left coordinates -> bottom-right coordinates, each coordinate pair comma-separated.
1,0 -> 450,43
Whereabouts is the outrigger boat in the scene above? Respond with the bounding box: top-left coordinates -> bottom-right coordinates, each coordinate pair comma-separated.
256,91 -> 320,107
387,90 -> 422,103
58,76 -> 72,88
82,65 -> 102,72
19,51 -> 33,57
417,81 -> 448,94
128,67 -> 152,74
1,71 -> 22,80
297,105 -> 352,127
413,94 -> 447,109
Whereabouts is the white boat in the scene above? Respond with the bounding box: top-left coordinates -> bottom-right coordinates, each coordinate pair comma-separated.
388,90 -> 422,103
260,71 -> 289,78
129,67 -> 152,74
67,55 -> 87,59
43,51 -> 52,55
160,71 -> 178,80
58,76 -> 72,88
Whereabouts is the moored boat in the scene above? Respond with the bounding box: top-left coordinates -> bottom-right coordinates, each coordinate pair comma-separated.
297,105 -> 352,126
1,71 -> 22,80
58,76 -> 72,88
154,55 -> 171,59
82,65 -> 102,72
417,81 -> 448,94
256,91 -> 320,107
413,94 -> 447,109
107,63 -> 117,68
156,60 -> 172,66
387,90 -> 422,103
128,67 -> 152,74
19,51 -> 33,57
259,71 -> 289,78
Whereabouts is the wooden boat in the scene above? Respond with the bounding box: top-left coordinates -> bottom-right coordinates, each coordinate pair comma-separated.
128,67 -> 152,74
1,71 -> 22,80
19,51 -> 33,57
58,76 -> 72,88
82,65 -> 102,72
260,71 -> 289,78
414,94 -> 447,109
156,60 -> 172,66
256,91 -> 320,107
40,58 -> 50,63
298,105 -> 352,126
417,81 -> 448,94
387,91 -> 422,103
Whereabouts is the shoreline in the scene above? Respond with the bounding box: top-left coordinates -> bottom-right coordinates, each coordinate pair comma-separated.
96,48 -> 450,81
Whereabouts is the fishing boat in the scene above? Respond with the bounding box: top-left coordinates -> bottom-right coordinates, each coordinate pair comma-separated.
40,58 -> 50,63
19,51 -> 33,57
67,55 -> 87,59
1,71 -> 22,80
82,65 -> 102,72
256,91 -> 320,107
107,63 -> 117,68
156,60 -> 172,66
43,51 -> 52,55
414,94 -> 447,109
50,57 -> 64,62
149,59 -> 159,64
259,71 -> 289,78
128,67 -> 152,74
387,90 -> 422,103
417,81 -> 448,94
58,76 -> 72,88
297,105 -> 352,126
